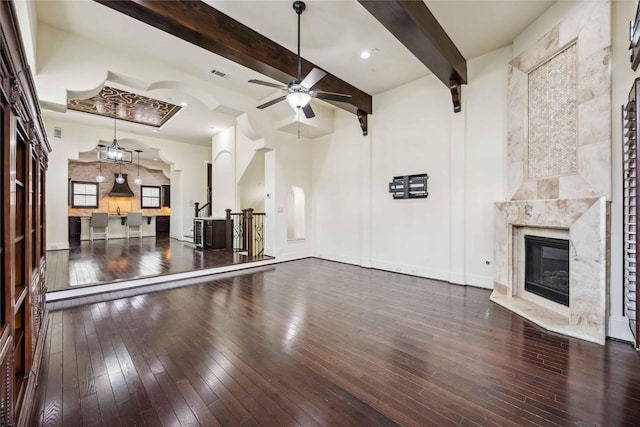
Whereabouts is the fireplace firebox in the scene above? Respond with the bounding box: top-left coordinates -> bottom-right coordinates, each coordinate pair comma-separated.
524,235 -> 570,306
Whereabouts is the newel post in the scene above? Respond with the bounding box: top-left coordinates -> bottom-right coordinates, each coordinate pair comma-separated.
225,208 -> 232,251
245,208 -> 254,257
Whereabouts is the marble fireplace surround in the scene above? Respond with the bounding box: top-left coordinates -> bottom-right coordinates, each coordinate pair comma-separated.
492,1 -> 611,345
491,198 -> 608,344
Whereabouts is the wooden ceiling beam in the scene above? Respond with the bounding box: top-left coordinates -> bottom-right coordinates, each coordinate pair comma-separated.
358,0 -> 467,112
94,0 -> 372,116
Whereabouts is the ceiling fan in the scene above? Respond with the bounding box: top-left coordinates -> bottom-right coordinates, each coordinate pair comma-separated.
248,0 -> 352,119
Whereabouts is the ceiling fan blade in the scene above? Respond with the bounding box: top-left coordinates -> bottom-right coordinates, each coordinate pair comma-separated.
300,68 -> 327,90
256,95 -> 287,109
248,79 -> 288,90
310,90 -> 352,103
302,103 -> 315,119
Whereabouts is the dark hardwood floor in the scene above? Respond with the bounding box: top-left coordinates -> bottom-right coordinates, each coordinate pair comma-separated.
33,258 -> 640,426
46,237 -> 269,291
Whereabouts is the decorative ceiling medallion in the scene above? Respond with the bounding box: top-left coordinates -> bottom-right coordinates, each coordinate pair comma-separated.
67,86 -> 181,127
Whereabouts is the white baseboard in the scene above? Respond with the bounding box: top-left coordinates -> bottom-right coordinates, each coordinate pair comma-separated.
449,272 -> 466,285
314,251 -> 365,267
608,315 -> 635,342
464,273 -> 494,289
274,249 -> 313,262
370,259 -> 451,283
47,242 -> 70,251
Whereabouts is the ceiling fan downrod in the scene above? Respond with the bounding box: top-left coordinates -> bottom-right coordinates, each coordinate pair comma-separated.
293,1 -> 306,82
248,0 -> 351,120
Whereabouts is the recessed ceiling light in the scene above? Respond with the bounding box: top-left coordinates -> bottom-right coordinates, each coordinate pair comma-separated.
180,101 -> 188,107
152,129 -> 159,133
153,158 -> 158,161
360,48 -> 379,60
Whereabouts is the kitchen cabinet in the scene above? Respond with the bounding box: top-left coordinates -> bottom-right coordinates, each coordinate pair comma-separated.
156,215 -> 170,237
161,185 -> 170,207
68,216 -> 81,247
205,219 -> 226,249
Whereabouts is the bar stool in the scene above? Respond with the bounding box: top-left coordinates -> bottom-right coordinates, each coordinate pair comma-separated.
127,212 -> 143,238
90,212 -> 109,241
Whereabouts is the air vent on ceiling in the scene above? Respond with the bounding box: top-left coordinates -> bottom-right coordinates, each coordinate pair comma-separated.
54,127 -> 62,138
210,69 -> 231,79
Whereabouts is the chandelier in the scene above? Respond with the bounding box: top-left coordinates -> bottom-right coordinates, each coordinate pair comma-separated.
96,102 -> 132,163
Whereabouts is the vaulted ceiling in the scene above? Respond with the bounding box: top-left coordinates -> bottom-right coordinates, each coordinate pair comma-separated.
26,0 -> 555,144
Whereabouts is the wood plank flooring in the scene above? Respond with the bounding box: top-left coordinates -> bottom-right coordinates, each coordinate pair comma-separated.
33,258 -> 640,426
46,237 -> 268,291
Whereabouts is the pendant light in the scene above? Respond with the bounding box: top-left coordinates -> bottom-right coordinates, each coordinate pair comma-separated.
96,157 -> 105,183
133,149 -> 143,185
96,103 -> 132,163
116,163 -> 125,184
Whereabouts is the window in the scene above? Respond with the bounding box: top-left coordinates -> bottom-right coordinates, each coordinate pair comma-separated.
71,181 -> 98,208
141,185 -> 161,208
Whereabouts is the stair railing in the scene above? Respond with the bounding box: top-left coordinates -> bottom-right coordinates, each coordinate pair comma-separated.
225,208 -> 265,257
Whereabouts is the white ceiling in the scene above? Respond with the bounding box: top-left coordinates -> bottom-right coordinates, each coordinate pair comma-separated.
31,0 -> 556,148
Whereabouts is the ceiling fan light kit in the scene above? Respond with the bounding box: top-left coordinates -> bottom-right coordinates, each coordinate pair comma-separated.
249,1 -> 352,120
286,92 -> 311,109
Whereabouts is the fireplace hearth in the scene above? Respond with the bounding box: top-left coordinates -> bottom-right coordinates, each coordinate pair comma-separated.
492,197 -> 607,344
524,235 -> 569,306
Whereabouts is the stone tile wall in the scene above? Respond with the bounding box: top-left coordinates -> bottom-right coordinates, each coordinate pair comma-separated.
493,0 -> 611,344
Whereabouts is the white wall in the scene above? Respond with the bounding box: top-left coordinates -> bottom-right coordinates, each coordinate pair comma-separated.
312,109 -> 369,265
170,170 -> 184,240
45,119 -> 97,250
212,116 -> 313,260
463,45 -> 512,287
311,49 -> 510,286
211,127 -> 236,217
235,115 -> 266,212
611,0 -> 636,342
44,117 -> 210,249
238,152 -> 265,211
267,131 -> 313,260
370,76 -> 453,280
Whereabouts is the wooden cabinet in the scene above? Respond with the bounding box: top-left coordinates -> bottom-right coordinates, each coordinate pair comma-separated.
156,215 -> 170,237
623,78 -> 640,350
205,219 -> 226,249
161,184 -> 170,207
1,2 -> 50,425
68,216 -> 81,247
